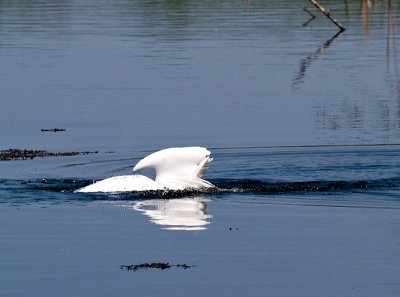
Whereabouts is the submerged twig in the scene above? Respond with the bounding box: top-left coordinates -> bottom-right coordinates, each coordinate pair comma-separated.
120,262 -> 195,272
308,0 -> 346,32
41,128 -> 66,132
303,7 -> 316,27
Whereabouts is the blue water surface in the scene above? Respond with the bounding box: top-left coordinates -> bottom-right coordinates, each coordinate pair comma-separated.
1,1 -> 400,296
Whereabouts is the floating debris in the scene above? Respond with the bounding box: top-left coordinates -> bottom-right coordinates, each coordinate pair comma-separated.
41,128 -> 66,132
120,262 -> 195,272
0,149 -> 97,161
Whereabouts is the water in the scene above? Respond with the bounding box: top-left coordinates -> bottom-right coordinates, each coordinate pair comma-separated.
1,1 -> 400,296
1,145 -> 400,296
1,0 -> 399,151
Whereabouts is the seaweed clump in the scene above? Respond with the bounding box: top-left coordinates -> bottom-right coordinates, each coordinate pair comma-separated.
0,149 -> 97,161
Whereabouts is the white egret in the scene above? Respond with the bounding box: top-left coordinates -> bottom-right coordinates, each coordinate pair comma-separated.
75,147 -> 214,193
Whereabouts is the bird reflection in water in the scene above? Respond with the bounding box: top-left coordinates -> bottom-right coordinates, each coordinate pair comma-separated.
132,197 -> 212,231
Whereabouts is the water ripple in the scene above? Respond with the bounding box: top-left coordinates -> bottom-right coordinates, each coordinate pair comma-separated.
1,177 -> 399,205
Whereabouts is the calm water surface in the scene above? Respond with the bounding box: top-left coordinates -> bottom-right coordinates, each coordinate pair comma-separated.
1,1 -> 400,297
1,0 -> 399,151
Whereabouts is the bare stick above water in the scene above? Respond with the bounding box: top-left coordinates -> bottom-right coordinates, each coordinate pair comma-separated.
308,0 -> 346,32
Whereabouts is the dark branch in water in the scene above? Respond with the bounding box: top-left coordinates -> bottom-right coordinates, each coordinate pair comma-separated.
120,262 -> 195,272
308,0 -> 345,32
41,128 -> 66,132
302,7 -> 316,27
0,149 -> 98,161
